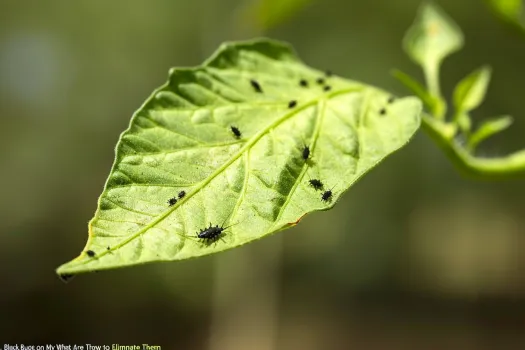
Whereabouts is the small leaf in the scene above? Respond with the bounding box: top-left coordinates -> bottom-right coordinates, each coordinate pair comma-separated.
392,69 -> 445,117
403,2 -> 464,72
486,0 -> 525,34
453,66 -> 492,114
56,39 -> 421,275
468,115 -> 513,151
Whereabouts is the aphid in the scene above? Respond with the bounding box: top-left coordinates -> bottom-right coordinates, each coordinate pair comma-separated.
316,77 -> 325,85
308,179 -> 324,191
197,221 -> 235,243
250,79 -> 263,93
299,79 -> 308,87
321,183 -> 338,203
168,197 -> 177,206
321,189 -> 333,202
288,100 -> 297,108
323,85 -> 332,92
388,96 -> 396,104
325,69 -> 333,77
302,145 -> 310,160
178,190 -> 186,199
58,274 -> 75,283
196,216 -> 245,244
106,246 -> 110,251
197,223 -> 225,243
379,108 -> 386,115
86,250 -> 96,257
231,126 -> 242,138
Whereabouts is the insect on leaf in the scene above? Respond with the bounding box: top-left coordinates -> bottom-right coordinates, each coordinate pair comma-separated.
56,38 -> 422,276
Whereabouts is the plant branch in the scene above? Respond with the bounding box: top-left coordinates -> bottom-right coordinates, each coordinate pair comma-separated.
421,114 -> 525,179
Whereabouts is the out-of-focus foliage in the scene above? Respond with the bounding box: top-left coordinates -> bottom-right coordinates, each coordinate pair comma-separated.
453,66 -> 492,134
404,1 -> 463,77
453,66 -> 492,117
397,1 -> 525,178
468,115 -> 513,151
242,0 -> 313,31
486,0 -> 525,34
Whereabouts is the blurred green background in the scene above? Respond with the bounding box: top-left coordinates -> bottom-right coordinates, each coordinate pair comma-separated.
1,0 -> 524,348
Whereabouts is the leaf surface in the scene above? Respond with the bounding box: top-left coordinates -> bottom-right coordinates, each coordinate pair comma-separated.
57,39 -> 421,276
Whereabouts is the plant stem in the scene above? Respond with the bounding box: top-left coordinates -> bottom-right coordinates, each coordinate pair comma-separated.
421,114 -> 525,179
424,63 -> 446,120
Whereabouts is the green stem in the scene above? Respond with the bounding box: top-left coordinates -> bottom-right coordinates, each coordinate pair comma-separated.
424,63 -> 441,98
421,114 -> 525,179
423,63 -> 447,120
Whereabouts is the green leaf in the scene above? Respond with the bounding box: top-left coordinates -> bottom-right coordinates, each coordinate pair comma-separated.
453,66 -> 492,114
392,69 -> 445,117
404,2 -> 464,70
403,1 -> 463,99
56,38 -> 422,276
486,0 -> 525,33
468,115 -> 513,151
257,0 -> 313,29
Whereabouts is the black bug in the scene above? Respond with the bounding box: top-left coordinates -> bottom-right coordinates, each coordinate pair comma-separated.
299,79 -> 308,87
195,215 -> 245,244
86,250 -> 96,257
388,96 -> 396,104
302,145 -> 311,160
316,77 -> 325,85
379,108 -> 386,115
325,69 -> 333,77
250,79 -> 263,93
106,246 -> 110,251
196,220 -> 236,244
288,100 -> 297,108
168,197 -> 177,206
197,223 -> 226,243
321,189 -> 333,202
231,126 -> 242,138
58,274 -> 75,283
178,190 -> 186,199
308,179 -> 324,191
323,85 -> 332,92
320,182 -> 339,202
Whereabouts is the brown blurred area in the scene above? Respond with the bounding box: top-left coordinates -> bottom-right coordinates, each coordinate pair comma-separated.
1,0 -> 524,349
